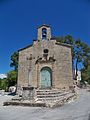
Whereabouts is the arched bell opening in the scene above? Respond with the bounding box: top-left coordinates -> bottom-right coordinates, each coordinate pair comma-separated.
42,28 -> 47,40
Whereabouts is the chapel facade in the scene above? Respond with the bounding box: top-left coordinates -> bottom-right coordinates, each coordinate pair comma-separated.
17,24 -> 73,94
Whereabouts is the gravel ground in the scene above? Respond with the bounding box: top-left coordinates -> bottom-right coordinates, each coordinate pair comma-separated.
0,89 -> 90,120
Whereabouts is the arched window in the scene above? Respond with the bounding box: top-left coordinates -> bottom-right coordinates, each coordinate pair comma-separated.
42,28 -> 47,39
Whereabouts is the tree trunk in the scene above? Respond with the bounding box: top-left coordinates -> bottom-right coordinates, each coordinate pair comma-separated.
75,59 -> 78,80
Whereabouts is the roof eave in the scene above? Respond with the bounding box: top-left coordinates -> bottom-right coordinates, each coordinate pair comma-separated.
18,44 -> 33,52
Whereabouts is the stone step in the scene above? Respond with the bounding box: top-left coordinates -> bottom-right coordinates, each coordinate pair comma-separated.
37,96 -> 64,101
36,89 -> 66,92
36,89 -> 67,95
3,101 -> 46,107
37,92 -> 70,98
36,89 -> 71,101
37,91 -> 64,95
37,93 -> 75,102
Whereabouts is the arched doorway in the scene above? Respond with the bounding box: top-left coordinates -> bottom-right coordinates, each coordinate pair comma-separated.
40,67 -> 52,88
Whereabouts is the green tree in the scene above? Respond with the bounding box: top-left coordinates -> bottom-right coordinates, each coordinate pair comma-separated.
55,36 -> 65,43
82,64 -> 90,84
75,40 -> 90,76
10,52 -> 19,71
64,35 -> 74,45
6,70 -> 17,87
0,78 -> 7,90
6,52 -> 19,88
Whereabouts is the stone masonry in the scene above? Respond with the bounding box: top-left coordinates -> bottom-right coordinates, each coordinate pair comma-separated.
17,24 -> 73,96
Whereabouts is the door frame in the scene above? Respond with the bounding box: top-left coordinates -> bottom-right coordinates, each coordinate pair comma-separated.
40,67 -> 52,89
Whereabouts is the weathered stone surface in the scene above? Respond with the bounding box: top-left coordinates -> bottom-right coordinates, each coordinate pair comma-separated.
3,89 -> 76,108
17,25 -> 73,94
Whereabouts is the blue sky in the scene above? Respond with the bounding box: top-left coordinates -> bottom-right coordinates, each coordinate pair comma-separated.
0,0 -> 89,73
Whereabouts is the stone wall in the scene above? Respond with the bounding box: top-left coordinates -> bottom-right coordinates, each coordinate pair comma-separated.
54,43 -> 73,89
17,46 -> 33,87
17,39 -> 73,94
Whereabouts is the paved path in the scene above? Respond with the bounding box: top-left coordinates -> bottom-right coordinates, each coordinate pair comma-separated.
0,89 -> 90,120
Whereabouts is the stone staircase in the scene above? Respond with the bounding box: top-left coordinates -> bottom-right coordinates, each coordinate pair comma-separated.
36,89 -> 74,102
3,89 -> 76,107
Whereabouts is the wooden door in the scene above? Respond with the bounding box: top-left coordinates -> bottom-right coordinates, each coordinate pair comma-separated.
41,67 -> 52,88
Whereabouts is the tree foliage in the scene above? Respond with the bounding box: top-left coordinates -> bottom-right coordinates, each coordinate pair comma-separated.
10,52 -> 19,71
0,78 -> 7,90
6,70 -> 17,87
82,64 -> 90,84
74,39 -> 90,77
4,52 -> 19,88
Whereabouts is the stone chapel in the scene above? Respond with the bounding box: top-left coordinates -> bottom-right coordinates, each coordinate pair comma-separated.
17,24 -> 73,95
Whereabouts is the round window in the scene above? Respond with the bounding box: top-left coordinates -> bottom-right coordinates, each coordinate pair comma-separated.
43,49 -> 49,53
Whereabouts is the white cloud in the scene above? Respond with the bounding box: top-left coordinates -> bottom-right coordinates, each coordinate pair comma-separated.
0,74 -> 7,79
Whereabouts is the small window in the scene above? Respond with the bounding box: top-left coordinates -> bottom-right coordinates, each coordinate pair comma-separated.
43,49 -> 49,53
42,28 -> 47,39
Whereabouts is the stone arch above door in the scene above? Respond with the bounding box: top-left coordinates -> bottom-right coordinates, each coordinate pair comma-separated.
40,67 -> 52,88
